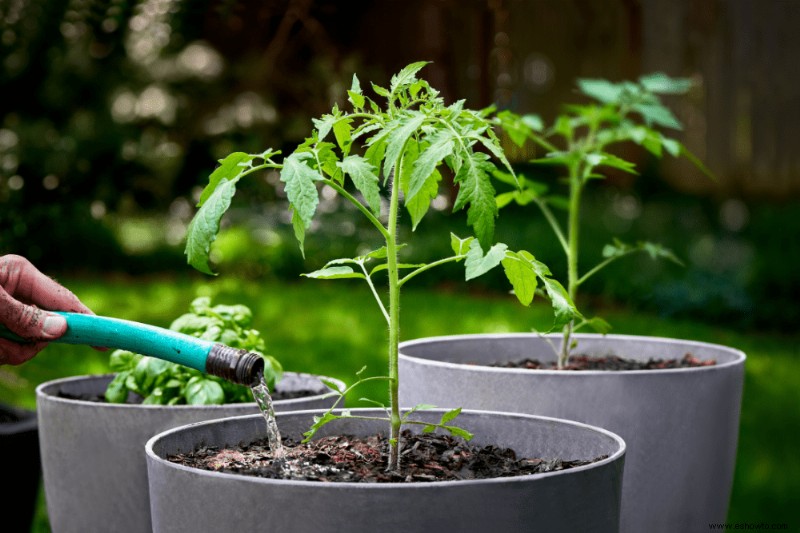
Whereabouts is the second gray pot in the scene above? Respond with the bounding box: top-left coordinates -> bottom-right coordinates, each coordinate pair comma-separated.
399,333 -> 746,533
36,372 -> 341,533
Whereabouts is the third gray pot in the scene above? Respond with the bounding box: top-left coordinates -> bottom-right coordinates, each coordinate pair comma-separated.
36,372 -> 341,533
399,333 -> 745,533
147,409 -> 625,533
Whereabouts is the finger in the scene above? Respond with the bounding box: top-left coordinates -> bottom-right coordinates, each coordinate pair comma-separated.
0,337 -> 47,365
0,255 -> 94,315
0,285 -> 68,341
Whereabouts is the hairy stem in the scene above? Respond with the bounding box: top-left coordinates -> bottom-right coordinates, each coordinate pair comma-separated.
562,163 -> 582,368
386,167 -> 402,471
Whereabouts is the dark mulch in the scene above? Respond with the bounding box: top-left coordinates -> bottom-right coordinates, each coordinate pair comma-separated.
491,353 -> 716,371
56,388 -> 320,404
167,429 -> 605,483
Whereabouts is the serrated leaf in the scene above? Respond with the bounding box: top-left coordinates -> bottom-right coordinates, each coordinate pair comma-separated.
407,129 -> 454,202
337,155 -> 382,215
383,112 -> 427,179
281,152 -> 321,232
185,178 -> 237,275
371,83 -> 390,98
465,240 -> 507,281
199,152 -> 254,206
347,74 -> 364,108
390,61 -> 429,94
312,114 -> 337,142
501,250 -> 538,306
543,278 -> 580,328
333,118 -> 353,156
302,266 -> 366,280
453,152 -> 498,250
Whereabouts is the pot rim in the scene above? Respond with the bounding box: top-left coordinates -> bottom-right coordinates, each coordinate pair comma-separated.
35,372 -> 340,410
399,333 -> 746,376
145,408 -> 626,489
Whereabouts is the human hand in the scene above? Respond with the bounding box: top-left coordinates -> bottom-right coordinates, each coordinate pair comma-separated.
0,254 -> 94,365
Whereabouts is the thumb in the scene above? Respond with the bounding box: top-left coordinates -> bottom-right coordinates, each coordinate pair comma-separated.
0,288 -> 68,342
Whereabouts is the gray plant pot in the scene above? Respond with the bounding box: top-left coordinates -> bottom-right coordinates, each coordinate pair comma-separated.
36,372 -> 341,533
146,408 -> 625,533
399,333 -> 745,533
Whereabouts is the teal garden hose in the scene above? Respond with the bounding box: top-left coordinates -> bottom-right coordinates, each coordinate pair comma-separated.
0,312 -> 264,385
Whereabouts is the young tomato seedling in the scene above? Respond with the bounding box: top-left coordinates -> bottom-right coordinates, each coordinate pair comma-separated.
185,62 -> 576,470
495,73 -> 713,367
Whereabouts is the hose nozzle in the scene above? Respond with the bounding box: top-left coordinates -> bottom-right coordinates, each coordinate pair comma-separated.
205,345 -> 264,386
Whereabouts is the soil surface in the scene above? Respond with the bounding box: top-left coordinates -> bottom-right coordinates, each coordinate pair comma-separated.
490,353 -> 716,371
167,429 -> 605,483
56,388 -> 320,404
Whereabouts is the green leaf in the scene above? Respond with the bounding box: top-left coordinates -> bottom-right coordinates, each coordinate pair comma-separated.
390,61 -> 429,94
104,373 -> 129,404
450,233 -> 474,256
501,250 -> 538,306
407,129 -> 454,203
639,73 -> 692,95
108,350 -> 140,372
495,110 -> 531,147
320,378 -> 345,394
281,152 -> 322,233
453,152 -> 498,250
347,74 -> 365,109
632,103 -> 683,130
594,153 -> 639,175
199,152 -> 253,206
585,316 -> 612,334
312,114 -> 337,142
465,240 -> 507,281
444,426 -> 474,441
371,83 -> 390,98
333,118 -> 353,156
185,178 -> 237,275
337,155 -> 382,216
577,79 -> 623,104
302,266 -> 366,280
542,278 -> 581,328
185,377 -> 225,405
440,407 -> 462,424
383,112 -> 427,179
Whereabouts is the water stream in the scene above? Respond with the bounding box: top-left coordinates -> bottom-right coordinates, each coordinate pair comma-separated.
250,373 -> 285,459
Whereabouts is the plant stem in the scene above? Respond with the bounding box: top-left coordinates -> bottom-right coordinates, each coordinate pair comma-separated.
386,167 -> 402,472
562,163 -> 583,368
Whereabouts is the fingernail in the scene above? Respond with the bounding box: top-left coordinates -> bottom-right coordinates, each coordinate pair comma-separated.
42,314 -> 66,337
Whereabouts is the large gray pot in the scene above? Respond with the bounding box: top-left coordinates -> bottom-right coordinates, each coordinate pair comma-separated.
37,372 -> 341,533
399,334 -> 746,533
146,409 -> 626,533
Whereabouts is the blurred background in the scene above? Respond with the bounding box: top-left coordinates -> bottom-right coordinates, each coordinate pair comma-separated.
1,0 -> 798,529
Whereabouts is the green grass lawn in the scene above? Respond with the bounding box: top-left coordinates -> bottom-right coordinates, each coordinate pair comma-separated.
1,275 -> 796,530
